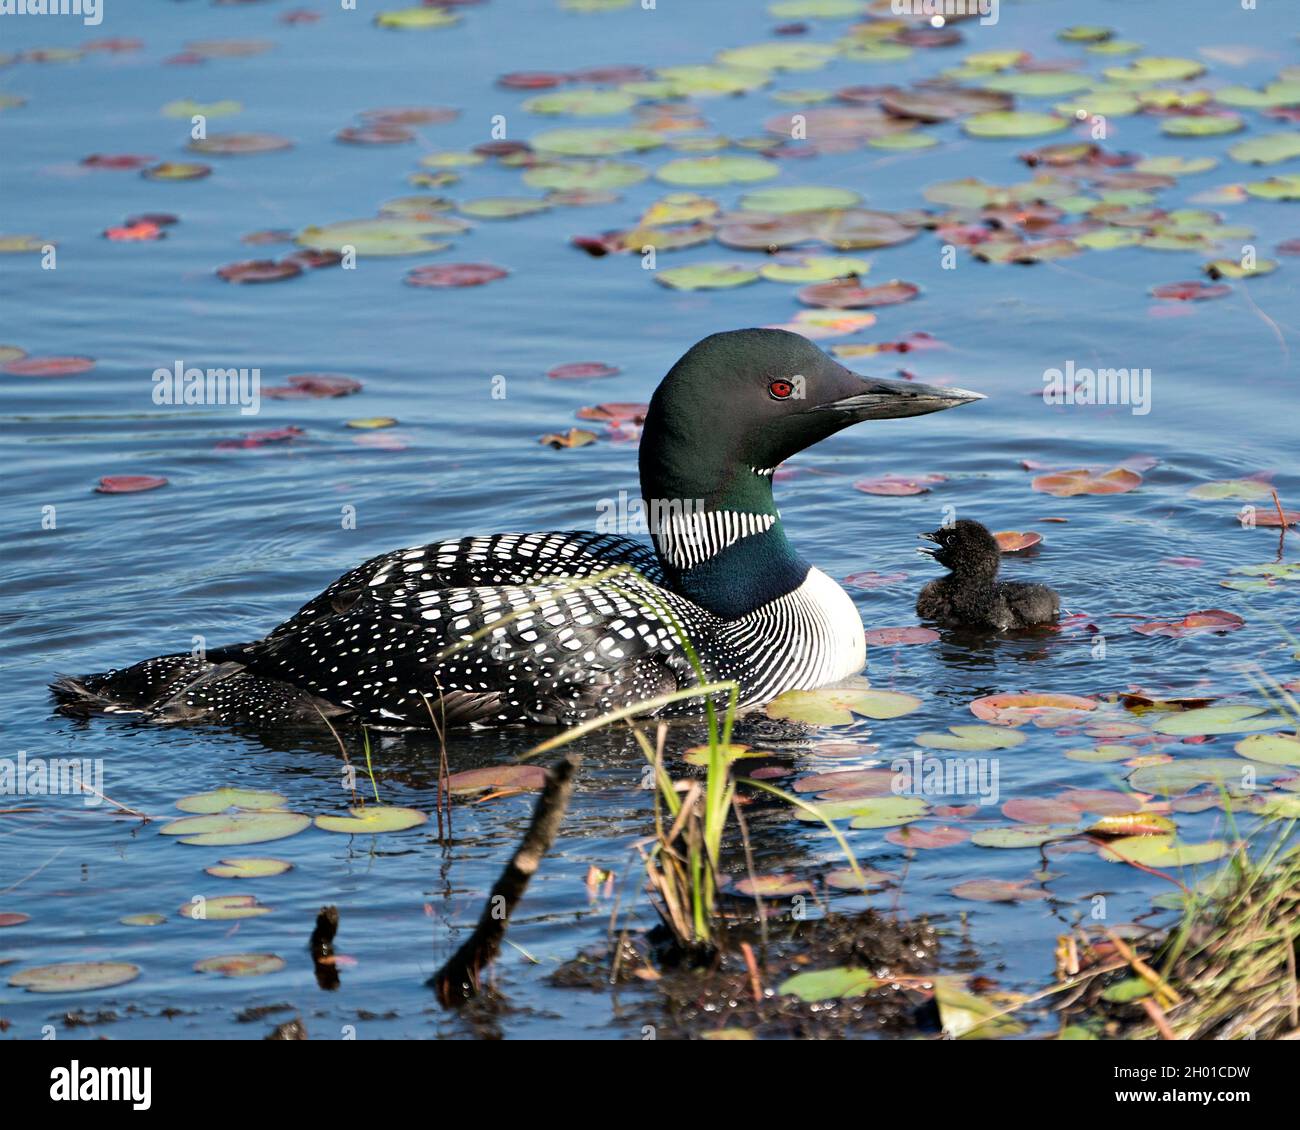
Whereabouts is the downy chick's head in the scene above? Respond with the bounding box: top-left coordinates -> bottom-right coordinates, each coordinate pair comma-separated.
919,519 -> 1001,580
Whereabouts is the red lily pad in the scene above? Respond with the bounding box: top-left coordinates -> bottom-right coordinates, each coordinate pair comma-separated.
797,279 -> 919,309
854,473 -> 943,496
405,263 -> 509,287
864,627 -> 939,646
1254,509 -> 1300,528
1031,467 -> 1142,497
575,402 -> 648,424
547,362 -> 620,380
0,912 -> 30,927
82,153 -> 156,170
1002,797 -> 1083,824
336,124 -> 415,145
189,132 -> 293,155
884,825 -> 969,849
1151,281 -> 1231,301
214,425 -> 306,451
282,249 -> 343,270
498,71 -> 567,89
104,221 -> 164,242
360,106 -> 459,126
995,530 -> 1042,552
4,355 -> 96,377
446,765 -> 549,796
263,374 -> 361,399
216,259 -> 303,284
95,475 -> 168,494
970,692 -> 1099,726
951,879 -> 1050,903
1133,609 -> 1245,638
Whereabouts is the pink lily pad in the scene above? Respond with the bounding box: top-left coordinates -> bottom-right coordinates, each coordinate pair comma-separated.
216,259 -> 303,284
4,355 -> 96,377
95,475 -> 168,494
263,374 -> 361,399
864,627 -> 939,646
547,362 -> 620,380
405,263 -> 509,288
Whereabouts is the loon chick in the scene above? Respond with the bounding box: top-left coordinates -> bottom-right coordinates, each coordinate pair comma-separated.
54,329 -> 982,730
915,519 -> 1059,631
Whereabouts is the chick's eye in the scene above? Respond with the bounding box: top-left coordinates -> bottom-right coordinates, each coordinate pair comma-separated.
769,379 -> 794,400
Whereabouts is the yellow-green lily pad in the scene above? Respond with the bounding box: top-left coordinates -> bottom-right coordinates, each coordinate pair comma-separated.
913,725 -> 1027,752
759,255 -> 870,283
655,155 -> 779,186
767,684 -> 923,725
9,961 -> 140,993
1128,757 -> 1255,796
655,262 -> 760,290
739,184 -> 860,213
160,811 -> 311,846
179,894 -> 273,921
963,111 -> 1069,139
314,805 -> 428,834
120,913 -> 166,927
205,857 -> 293,879
1151,705 -> 1285,736
777,965 -> 879,1002
532,127 -> 664,157
1235,732 -> 1300,767
523,90 -> 638,116
1098,836 -> 1229,867
971,824 -> 1078,848
175,787 -> 287,814
194,953 -> 285,977
523,160 -> 648,191
1227,132 -> 1300,166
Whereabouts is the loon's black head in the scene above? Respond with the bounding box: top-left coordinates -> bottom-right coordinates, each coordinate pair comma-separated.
919,519 -> 1001,579
639,328 -> 983,506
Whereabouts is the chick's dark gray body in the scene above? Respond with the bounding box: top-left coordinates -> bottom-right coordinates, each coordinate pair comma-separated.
916,519 -> 1059,631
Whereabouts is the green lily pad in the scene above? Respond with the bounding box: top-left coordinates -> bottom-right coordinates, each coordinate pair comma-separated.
1104,57 -> 1205,85
1059,26 -> 1113,43
1098,836 -> 1230,867
983,72 -> 1092,98
523,160 -> 648,191
1151,705 -> 1286,736
717,40 -> 838,71
1246,175 -> 1300,201
1228,132 -> 1300,166
1065,744 -> 1138,763
759,255 -> 870,283
160,811 -> 311,846
375,6 -> 460,28
1054,91 -> 1141,117
1188,478 -> 1274,501
1161,113 -> 1244,137
1074,228 -> 1143,250
768,0 -> 865,18
296,217 -> 464,257
964,111 -> 1069,139
913,725 -> 1028,752
179,894 -> 273,921
204,857 -> 293,879
531,127 -> 663,157
1135,155 -> 1218,176
194,953 -> 285,977
846,797 -> 930,829
9,961 -> 140,993
655,262 -> 760,290
523,90 -> 638,116
654,64 -> 770,97
777,965 -> 879,1002
739,184 -> 861,213
458,196 -> 551,219
163,99 -> 242,119
867,132 -> 939,150
767,684 -> 923,725
315,805 -> 428,834
175,787 -> 287,814
1235,732 -> 1300,767
420,150 -> 486,168
655,155 -> 778,187
970,824 -> 1078,848
120,913 -> 166,927
1128,757 -> 1256,796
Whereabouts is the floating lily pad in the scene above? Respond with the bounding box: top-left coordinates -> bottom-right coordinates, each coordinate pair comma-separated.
176,787 -> 287,814
1135,156 -> 1218,176
1133,609 -> 1245,637
95,475 -> 168,494
540,428 -> 599,449
1151,705 -> 1284,737
983,72 -> 1091,98
971,824 -> 1078,848
1066,744 -> 1138,763
767,684 -> 923,725
0,912 -> 30,927
655,263 -> 760,290
863,627 -> 939,646
1002,797 -> 1084,825
970,692 -> 1098,727
374,6 -> 461,29
523,160 -> 648,191
1235,733 -> 1300,767
963,111 -> 1069,139
205,857 -> 293,879
797,279 -> 918,309
914,725 -> 1027,752
885,824 -> 969,849
297,217 -> 463,257
1087,812 -> 1177,837
315,806 -> 427,834
1227,132 -> 1300,166
848,797 -> 931,829
739,185 -> 861,213
655,155 -> 779,186
458,196 -> 551,220
189,132 -> 293,155
1031,467 -> 1142,497
1098,836 -> 1229,867
120,913 -> 166,927
194,953 -> 285,977
881,87 -> 1011,122
523,90 -> 638,116
1160,113 -> 1244,137
733,873 -> 814,897
1128,757 -> 1256,795
1204,257 -> 1278,280
4,355 -> 95,377
951,879 -> 1049,902
1104,57 -> 1205,84
142,161 -> 212,181
548,362 -> 620,380
160,811 -> 311,846
531,127 -> 663,157
9,962 -> 140,993
178,894 -> 272,921
778,966 -> 879,1002
760,255 -> 870,283
406,263 -> 508,288
994,531 -> 1043,552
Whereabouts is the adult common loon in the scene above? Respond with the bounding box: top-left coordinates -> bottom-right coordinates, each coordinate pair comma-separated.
54,329 -> 982,729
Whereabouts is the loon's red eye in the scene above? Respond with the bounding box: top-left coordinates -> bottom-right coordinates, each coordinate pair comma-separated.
769,379 -> 794,400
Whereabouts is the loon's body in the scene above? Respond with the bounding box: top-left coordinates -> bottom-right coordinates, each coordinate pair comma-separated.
55,330 -> 981,729
916,519 -> 1059,631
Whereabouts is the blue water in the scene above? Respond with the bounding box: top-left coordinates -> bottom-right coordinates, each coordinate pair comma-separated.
1,0 -> 1297,1038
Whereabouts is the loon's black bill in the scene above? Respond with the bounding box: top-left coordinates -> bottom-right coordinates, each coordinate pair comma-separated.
815,375 -> 986,421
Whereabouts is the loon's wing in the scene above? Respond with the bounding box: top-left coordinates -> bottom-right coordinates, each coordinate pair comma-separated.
239,551 -> 705,726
